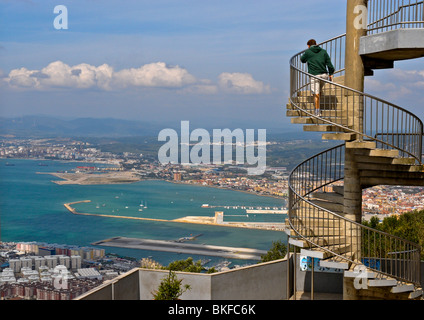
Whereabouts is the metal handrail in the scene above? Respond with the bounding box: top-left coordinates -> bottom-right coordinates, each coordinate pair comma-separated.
288,144 -> 422,284
367,0 -> 424,34
290,34 -> 424,163
287,1 -> 423,286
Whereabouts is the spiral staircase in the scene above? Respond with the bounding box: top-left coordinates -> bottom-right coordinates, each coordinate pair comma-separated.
286,0 -> 424,300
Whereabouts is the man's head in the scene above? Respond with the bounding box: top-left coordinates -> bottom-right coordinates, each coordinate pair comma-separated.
307,39 -> 317,48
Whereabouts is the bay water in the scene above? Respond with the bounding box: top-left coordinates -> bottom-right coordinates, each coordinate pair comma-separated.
0,159 -> 287,267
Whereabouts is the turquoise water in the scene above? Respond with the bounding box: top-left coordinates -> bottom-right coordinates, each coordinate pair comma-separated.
0,159 -> 287,266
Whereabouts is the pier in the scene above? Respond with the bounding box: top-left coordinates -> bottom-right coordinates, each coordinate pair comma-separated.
201,204 -> 287,214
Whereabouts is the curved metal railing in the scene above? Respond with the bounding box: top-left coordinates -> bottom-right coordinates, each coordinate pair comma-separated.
290,34 -> 423,163
288,144 -> 422,284
368,0 -> 424,34
288,0 -> 423,286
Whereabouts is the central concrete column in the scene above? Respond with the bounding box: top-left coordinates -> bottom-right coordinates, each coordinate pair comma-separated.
343,149 -> 362,260
345,0 -> 368,92
345,0 -> 368,134
343,1 -> 368,260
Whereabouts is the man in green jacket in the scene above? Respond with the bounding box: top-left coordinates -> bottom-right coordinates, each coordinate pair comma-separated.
300,39 -> 335,116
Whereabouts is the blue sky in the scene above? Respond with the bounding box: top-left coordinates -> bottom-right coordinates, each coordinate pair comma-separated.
1,0 -> 423,131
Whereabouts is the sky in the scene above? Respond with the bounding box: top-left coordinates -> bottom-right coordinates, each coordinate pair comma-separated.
1,0 -> 423,132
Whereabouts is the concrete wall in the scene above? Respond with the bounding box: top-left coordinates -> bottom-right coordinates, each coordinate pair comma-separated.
77,268 -> 140,300
295,255 -> 344,294
76,258 -> 424,300
210,258 -> 291,300
139,269 -> 212,300
77,257 -> 293,300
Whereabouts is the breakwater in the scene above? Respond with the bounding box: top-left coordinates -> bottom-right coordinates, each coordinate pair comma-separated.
64,200 -> 287,231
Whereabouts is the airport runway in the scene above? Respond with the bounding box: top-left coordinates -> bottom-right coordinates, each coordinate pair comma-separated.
93,236 -> 267,260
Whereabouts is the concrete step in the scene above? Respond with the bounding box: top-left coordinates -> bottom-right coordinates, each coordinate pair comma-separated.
286,109 -> 342,117
295,85 -> 344,97
298,226 -> 344,237
309,199 -> 344,213
357,162 -> 423,173
346,140 -> 376,149
309,236 -> 346,247
290,100 -> 342,110
332,185 -> 344,195
360,170 -> 424,180
311,191 -> 344,204
286,225 -> 345,238
320,253 -> 353,270
344,267 -> 377,279
392,158 -> 418,165
301,243 -> 351,260
286,102 -> 342,112
291,95 -> 342,103
409,288 -> 423,299
391,283 -> 415,293
286,217 -> 341,228
294,203 -> 345,216
362,176 -> 424,187
291,117 -> 348,126
322,132 -> 358,141
352,148 -> 399,158
354,154 -> 417,166
303,124 -> 350,132
332,75 -> 345,85
368,278 -> 398,287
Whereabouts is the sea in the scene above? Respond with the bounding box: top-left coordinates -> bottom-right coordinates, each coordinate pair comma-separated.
0,158 -> 287,268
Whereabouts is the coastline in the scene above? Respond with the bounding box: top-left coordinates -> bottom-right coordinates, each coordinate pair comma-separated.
4,157 -> 286,201
39,171 -> 142,185
40,171 -> 286,201
167,179 -> 285,201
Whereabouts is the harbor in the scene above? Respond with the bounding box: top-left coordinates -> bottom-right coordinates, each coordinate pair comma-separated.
201,203 -> 287,214
92,237 -> 268,260
64,201 -> 288,231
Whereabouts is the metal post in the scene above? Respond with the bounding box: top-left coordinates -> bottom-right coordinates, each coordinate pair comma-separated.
311,257 -> 314,300
293,247 -> 297,300
287,236 -> 290,300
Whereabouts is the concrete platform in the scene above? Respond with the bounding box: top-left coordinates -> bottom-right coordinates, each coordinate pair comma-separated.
360,28 -> 424,64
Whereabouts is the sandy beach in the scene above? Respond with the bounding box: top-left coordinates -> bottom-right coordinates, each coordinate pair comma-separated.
39,171 -> 142,185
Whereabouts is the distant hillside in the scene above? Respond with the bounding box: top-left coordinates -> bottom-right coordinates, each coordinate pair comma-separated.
0,115 -> 163,138
0,115 -> 313,139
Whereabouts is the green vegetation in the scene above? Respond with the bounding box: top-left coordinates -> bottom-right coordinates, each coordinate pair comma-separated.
152,270 -> 191,300
260,240 -> 287,262
362,209 -> 424,259
165,257 -> 216,274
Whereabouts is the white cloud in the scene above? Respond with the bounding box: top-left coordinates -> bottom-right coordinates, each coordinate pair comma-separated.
178,79 -> 218,94
364,69 -> 424,101
218,72 -> 271,94
112,62 -> 196,88
365,78 -> 397,92
4,61 -> 196,91
3,61 -> 271,97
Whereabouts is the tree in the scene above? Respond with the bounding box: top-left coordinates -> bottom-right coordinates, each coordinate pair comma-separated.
260,240 -> 287,262
362,210 -> 424,259
165,257 -> 217,273
152,270 -> 191,300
